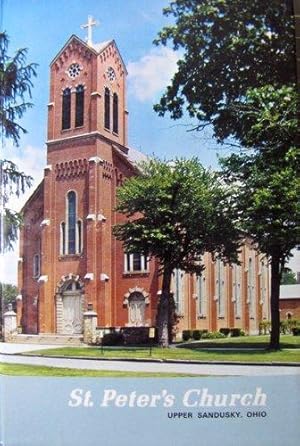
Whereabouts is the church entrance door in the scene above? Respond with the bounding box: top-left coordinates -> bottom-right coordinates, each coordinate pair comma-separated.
61,282 -> 83,334
128,292 -> 145,327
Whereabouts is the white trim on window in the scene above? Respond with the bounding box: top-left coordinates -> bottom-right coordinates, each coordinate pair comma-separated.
60,190 -> 83,255
124,253 -> 149,273
172,269 -> 185,315
196,274 -> 207,317
216,259 -> 225,318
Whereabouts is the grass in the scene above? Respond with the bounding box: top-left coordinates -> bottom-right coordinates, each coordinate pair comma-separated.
0,363 -> 201,377
179,334 -> 300,349
23,335 -> 300,364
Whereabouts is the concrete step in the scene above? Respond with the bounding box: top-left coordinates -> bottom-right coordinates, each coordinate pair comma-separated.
12,334 -> 84,346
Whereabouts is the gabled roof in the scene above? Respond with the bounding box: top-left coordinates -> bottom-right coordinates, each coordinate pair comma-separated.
112,144 -> 149,172
50,34 -> 128,74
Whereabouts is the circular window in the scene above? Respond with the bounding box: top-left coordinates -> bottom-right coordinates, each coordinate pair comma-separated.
107,66 -> 116,82
67,63 -> 81,79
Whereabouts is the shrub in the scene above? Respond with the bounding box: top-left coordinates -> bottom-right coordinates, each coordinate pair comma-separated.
182,330 -> 193,342
230,328 -> 245,337
202,331 -> 226,339
219,328 -> 231,337
101,332 -> 124,346
292,327 -> 300,336
120,327 -> 151,345
259,321 -> 271,335
287,319 -> 300,332
192,329 -> 208,340
280,320 -> 289,334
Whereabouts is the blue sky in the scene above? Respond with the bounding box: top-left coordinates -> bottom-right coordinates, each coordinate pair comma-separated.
2,0 -> 224,164
1,0 -> 227,283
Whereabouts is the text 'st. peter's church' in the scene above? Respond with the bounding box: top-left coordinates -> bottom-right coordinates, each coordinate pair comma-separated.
18,19 -> 159,335
17,19 -> 269,338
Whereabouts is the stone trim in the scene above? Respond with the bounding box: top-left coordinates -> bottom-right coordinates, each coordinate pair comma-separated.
123,287 -> 150,306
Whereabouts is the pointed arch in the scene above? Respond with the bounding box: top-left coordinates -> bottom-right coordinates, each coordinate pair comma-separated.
62,87 -> 71,130
113,92 -> 118,133
75,84 -> 84,127
104,87 -> 110,129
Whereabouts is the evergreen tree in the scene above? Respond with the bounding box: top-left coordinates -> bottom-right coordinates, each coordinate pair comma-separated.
0,32 -> 36,252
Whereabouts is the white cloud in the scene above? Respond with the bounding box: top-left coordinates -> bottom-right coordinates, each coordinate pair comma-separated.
5,145 -> 45,212
1,145 -> 45,285
127,47 -> 179,102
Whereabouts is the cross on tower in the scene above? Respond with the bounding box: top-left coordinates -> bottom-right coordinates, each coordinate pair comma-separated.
81,15 -> 99,46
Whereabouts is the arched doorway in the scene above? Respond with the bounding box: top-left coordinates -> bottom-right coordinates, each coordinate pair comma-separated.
128,292 -> 146,327
123,287 -> 150,327
56,275 -> 84,335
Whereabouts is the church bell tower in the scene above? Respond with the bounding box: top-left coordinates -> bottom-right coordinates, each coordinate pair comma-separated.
47,17 -> 128,149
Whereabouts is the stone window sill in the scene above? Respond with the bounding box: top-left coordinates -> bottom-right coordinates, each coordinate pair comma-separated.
59,254 -> 83,261
123,271 -> 150,277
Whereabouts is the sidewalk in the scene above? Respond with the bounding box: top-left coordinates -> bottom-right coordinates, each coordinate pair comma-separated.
0,342 -> 73,354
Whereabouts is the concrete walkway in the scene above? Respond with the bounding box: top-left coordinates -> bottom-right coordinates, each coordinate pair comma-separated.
0,342 -> 74,354
1,354 -> 300,377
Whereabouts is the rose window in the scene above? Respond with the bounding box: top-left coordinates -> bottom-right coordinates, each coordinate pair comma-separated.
67,63 -> 81,79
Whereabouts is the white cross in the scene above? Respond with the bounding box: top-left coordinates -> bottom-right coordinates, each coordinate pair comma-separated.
81,15 -> 99,46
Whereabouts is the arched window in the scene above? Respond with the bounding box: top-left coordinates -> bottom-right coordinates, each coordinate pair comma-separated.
233,263 -> 241,318
196,274 -> 207,317
60,194 -> 83,256
247,257 -> 256,318
216,259 -> 225,318
172,269 -> 184,314
62,88 -> 71,130
104,87 -> 110,129
68,191 -> 76,254
113,93 -> 118,134
75,85 -> 84,127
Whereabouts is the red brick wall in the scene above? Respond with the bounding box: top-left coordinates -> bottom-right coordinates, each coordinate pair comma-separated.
280,299 -> 300,320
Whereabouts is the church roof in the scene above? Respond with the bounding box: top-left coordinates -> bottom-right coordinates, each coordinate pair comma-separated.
112,144 -> 149,171
50,34 -> 128,74
127,146 -> 149,166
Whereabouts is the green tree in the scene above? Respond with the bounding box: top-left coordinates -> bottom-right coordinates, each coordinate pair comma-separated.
0,32 -> 36,252
0,32 -> 37,144
281,269 -> 297,285
154,0 -> 295,141
155,0 -> 298,350
0,282 -> 18,331
220,86 -> 299,349
113,158 -> 239,347
0,282 -> 18,309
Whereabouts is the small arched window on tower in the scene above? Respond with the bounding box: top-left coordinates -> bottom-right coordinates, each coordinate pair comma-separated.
104,87 -> 110,129
62,88 -> 71,130
113,93 -> 118,134
75,85 -> 84,127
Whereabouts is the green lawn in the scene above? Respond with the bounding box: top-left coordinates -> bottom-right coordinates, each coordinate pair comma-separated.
23,335 -> 300,363
179,334 -> 300,349
0,363 -> 200,377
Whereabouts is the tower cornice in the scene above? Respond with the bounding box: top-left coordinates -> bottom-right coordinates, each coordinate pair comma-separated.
46,131 -> 129,154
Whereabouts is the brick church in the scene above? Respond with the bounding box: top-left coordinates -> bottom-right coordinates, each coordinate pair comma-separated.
17,21 -> 270,339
